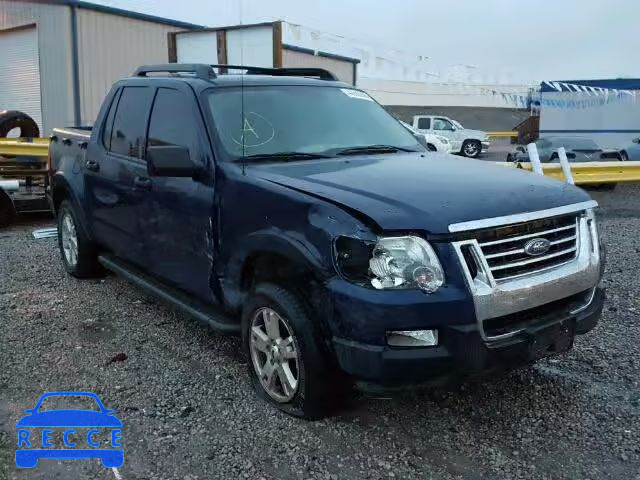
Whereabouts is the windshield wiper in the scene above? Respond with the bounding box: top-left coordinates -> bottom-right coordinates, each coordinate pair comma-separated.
240,152 -> 333,162
334,145 -> 418,156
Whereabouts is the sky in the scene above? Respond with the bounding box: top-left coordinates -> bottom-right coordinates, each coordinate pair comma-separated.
93,0 -> 638,84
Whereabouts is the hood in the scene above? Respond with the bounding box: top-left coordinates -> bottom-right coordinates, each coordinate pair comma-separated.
251,153 -> 591,234
460,129 -> 487,140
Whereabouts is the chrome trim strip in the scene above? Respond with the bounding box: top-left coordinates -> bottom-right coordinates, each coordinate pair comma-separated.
494,257 -> 576,283
448,200 -> 598,233
489,246 -> 577,271
479,224 -> 576,247
484,235 -> 577,259
570,287 -> 597,315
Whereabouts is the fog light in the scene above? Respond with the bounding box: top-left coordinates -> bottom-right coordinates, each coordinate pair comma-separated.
387,329 -> 438,347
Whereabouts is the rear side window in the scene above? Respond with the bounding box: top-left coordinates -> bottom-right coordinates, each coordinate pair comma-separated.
417,117 -> 430,129
101,89 -> 120,150
147,88 -> 198,151
109,86 -> 153,158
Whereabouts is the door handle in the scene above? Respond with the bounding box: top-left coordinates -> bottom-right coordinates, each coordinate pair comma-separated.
85,159 -> 100,172
133,176 -> 152,190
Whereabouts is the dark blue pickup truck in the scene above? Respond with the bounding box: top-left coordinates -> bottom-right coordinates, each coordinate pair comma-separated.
49,64 -> 605,418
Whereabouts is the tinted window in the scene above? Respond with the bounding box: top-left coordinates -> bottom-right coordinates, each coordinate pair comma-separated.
109,86 -> 153,158
549,137 -> 599,149
433,118 -> 453,130
417,117 -> 430,129
101,89 -> 120,150
147,88 -> 197,150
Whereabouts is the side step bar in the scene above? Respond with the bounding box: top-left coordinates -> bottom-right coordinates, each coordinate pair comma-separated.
98,254 -> 240,335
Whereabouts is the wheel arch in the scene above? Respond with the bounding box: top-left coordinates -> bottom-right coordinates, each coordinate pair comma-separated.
51,174 -> 93,240
222,231 -> 331,312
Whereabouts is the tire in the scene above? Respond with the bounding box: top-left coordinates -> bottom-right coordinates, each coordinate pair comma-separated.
426,143 -> 437,152
0,110 -> 39,138
57,200 -> 101,278
0,190 -> 15,228
462,140 -> 481,158
242,282 -> 344,419
621,151 -> 629,161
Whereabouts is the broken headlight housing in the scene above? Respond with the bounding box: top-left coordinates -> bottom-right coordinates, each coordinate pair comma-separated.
335,235 -> 444,293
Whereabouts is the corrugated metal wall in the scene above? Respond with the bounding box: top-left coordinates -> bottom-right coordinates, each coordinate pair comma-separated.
0,0 -> 73,134
282,48 -> 354,85
76,9 -> 181,125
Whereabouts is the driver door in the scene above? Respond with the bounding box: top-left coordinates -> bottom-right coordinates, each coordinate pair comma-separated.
432,117 -> 460,151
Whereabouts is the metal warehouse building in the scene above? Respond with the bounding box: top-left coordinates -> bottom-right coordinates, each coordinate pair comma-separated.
0,0 -> 201,134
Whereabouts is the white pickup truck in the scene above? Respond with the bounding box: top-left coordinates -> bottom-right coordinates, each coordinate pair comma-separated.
412,115 -> 490,158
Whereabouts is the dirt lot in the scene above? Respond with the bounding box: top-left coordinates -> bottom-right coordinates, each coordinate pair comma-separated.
1,186 -> 639,480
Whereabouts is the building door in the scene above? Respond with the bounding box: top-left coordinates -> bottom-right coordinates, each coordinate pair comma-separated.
0,25 -> 42,134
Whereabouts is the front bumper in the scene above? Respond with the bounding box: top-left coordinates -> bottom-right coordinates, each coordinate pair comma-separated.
481,141 -> 490,152
333,287 -> 604,387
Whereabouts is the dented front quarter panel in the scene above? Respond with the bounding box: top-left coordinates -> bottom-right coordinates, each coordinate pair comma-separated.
216,164 -> 377,316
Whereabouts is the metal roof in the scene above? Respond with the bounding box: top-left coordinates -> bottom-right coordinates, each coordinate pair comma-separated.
541,78 -> 640,92
53,0 -> 204,29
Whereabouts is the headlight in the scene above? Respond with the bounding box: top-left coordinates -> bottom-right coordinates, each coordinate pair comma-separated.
369,236 -> 444,292
435,135 -> 449,144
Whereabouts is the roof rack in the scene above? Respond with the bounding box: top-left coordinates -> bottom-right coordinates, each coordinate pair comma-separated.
133,64 -> 216,80
210,65 -> 339,81
132,64 -> 339,82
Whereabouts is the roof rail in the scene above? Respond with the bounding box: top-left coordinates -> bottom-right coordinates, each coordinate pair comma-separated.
210,65 -> 339,81
133,64 -> 216,80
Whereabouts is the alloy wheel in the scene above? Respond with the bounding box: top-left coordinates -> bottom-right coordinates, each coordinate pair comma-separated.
60,212 -> 79,267
249,307 -> 300,403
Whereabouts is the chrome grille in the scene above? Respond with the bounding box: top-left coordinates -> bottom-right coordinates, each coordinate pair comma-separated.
475,214 -> 579,281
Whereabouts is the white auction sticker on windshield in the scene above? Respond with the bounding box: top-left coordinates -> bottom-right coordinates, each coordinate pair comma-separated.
340,88 -> 374,101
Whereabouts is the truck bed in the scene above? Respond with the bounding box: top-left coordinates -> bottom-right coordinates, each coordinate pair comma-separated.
49,126 -> 93,174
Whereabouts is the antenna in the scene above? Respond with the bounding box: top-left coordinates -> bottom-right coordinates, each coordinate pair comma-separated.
239,0 -> 246,175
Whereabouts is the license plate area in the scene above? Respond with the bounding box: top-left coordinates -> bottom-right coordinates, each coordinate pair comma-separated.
527,319 -> 575,361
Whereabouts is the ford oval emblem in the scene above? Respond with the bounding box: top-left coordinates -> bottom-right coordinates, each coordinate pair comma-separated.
523,238 -> 551,256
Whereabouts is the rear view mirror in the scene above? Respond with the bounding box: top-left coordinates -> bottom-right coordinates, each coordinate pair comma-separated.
147,145 -> 197,177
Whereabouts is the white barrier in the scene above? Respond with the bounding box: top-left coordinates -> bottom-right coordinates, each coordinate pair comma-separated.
557,147 -> 575,185
527,143 -> 543,175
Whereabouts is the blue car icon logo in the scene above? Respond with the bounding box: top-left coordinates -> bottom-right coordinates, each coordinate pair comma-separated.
15,391 -> 123,468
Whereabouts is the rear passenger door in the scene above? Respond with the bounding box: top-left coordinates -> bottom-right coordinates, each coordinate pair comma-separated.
85,85 -> 153,266
141,84 -> 217,303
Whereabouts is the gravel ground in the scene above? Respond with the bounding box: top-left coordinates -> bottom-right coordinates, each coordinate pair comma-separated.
1,185 -> 639,480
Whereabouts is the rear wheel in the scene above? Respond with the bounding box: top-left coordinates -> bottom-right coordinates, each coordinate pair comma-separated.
57,200 -> 101,278
242,283 -> 345,419
462,140 -> 481,158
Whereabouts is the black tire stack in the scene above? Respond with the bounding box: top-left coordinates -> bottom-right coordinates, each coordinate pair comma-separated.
0,110 -> 41,228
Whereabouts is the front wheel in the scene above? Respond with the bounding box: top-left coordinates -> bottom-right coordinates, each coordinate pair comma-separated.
242,283 -> 346,419
462,140 -> 481,158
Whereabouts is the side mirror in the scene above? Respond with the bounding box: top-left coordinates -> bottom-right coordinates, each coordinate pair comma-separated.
147,145 -> 197,177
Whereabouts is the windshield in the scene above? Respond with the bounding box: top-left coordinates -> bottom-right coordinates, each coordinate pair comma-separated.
548,137 -> 599,149
206,85 -> 422,159
451,120 -> 464,129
